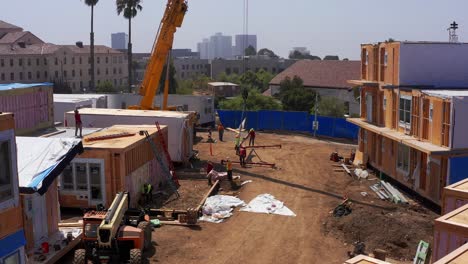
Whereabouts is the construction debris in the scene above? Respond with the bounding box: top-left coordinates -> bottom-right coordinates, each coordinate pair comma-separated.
369,181 -> 409,204
240,194 -> 296,217
333,199 -> 352,217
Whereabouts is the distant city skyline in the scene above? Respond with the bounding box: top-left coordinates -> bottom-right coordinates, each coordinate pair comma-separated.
3,0 -> 468,59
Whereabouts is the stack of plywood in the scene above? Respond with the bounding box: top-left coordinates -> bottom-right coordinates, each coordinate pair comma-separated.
433,203 -> 468,261
433,242 -> 468,263
64,108 -> 195,163
0,83 -> 53,135
442,178 -> 468,214
59,125 -> 169,208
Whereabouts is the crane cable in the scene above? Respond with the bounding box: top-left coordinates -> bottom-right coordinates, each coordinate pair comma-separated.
240,0 -> 249,129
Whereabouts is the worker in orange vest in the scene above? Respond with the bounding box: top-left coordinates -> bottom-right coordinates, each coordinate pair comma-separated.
218,123 -> 225,141
226,158 -> 233,181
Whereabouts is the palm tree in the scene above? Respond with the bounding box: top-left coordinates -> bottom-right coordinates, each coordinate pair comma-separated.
84,0 -> 99,92
116,0 -> 143,93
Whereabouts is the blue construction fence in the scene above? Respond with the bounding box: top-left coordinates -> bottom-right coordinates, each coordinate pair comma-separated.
217,110 -> 359,140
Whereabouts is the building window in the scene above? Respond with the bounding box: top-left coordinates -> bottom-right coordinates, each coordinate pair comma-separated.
44,71 -> 48,78
118,68 -> 122,74
80,81 -> 83,89
10,72 -> 14,81
119,79 -> 122,85
0,140 -> 13,203
55,58 -> 58,65
72,70 -> 75,77
181,72 -> 184,78
19,58 -> 23,66
114,79 -> 117,86
44,58 -> 47,65
64,70 -> 67,77
97,80 -> 100,85
105,57 -> 109,64
28,72 -> 32,80
80,69 -> 82,77
0,73 -> 4,81
36,71 -> 40,79
36,58 -> 40,66
397,144 -> 410,173
97,57 -> 100,64
365,50 -> 369,65
55,71 -> 59,78
0,59 -> 4,67
64,57 -> 67,64
72,82 -> 76,90
10,59 -> 13,66
383,95 -> 387,111
182,65 -> 185,70
27,58 -> 31,66
113,68 -> 116,74
88,68 -> 92,75
105,68 -> 108,75
97,68 -> 100,75
2,248 -> 21,264
119,56 -> 123,63
384,51 -> 388,66
19,72 -> 23,80
399,95 -> 412,127
79,57 -> 82,64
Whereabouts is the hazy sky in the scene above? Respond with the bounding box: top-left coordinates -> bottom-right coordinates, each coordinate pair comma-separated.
4,0 -> 468,59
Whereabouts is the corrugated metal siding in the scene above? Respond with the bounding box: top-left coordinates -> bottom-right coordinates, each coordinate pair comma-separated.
0,87 -> 52,132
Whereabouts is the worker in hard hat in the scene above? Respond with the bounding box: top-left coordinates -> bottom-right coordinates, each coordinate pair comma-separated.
74,108 -> 82,138
141,182 -> 153,204
248,128 -> 256,146
218,123 -> 225,141
226,158 -> 233,182
234,133 -> 241,155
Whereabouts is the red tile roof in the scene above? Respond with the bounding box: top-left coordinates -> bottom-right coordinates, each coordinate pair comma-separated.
0,31 -> 28,44
0,43 -> 61,55
269,60 -> 360,89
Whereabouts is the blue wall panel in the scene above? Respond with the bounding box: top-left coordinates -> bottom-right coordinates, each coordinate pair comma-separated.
449,157 -> 468,184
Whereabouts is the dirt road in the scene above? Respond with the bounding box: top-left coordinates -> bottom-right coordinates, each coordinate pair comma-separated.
153,131 -> 366,264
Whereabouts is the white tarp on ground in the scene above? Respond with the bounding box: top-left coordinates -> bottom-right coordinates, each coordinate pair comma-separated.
199,195 -> 245,223
240,194 -> 296,217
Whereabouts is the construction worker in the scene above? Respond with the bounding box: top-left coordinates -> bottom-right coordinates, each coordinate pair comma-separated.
234,133 -> 241,155
239,146 -> 246,167
206,161 -> 214,185
218,123 -> 225,141
248,128 -> 256,146
141,183 -> 153,203
74,108 -> 82,138
226,158 -> 233,182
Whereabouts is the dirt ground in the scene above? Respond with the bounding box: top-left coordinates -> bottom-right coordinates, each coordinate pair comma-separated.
148,131 -> 437,264
62,130 -> 437,263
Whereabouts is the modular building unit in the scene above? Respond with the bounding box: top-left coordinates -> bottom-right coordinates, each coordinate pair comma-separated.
106,93 -> 216,126
433,242 -> 468,263
53,97 -> 93,123
64,108 -> 194,163
442,178 -> 468,214
433,203 -> 468,261
58,125 -> 169,208
53,93 -> 108,108
0,83 -> 53,135
0,113 -> 27,264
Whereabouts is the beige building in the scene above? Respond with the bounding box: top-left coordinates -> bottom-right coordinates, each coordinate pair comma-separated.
0,20 -> 127,93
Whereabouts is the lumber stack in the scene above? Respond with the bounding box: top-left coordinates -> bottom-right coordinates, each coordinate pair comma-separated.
370,181 -> 409,204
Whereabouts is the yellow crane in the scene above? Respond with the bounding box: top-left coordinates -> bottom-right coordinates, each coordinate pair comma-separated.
129,0 -> 188,110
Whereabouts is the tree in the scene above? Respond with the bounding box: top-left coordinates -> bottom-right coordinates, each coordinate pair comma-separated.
257,48 -> 278,58
289,50 -> 321,60
240,70 -> 261,89
84,0 -> 99,91
219,90 -> 281,111
52,80 -> 72,94
96,80 -> 118,93
323,55 -> 339,60
317,97 -> 346,117
278,76 -> 318,111
158,62 -> 178,94
116,0 -> 143,93
256,69 -> 274,92
244,45 -> 256,56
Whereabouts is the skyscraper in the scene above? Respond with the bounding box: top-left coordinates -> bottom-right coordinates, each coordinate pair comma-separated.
234,34 -> 257,56
197,33 -> 233,60
111,32 -> 128,50
197,38 -> 210,59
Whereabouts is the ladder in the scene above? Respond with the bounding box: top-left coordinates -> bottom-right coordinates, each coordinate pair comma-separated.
155,122 -> 180,187
139,130 -> 179,198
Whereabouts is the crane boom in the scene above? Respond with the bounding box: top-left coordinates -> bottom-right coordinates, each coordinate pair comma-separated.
129,0 -> 188,110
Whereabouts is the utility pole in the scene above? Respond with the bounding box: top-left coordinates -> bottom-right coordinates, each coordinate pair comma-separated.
313,92 -> 318,137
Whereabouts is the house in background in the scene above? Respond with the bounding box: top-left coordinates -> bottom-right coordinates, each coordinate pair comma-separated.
347,41 -> 468,207
267,60 -> 361,115
208,82 -> 240,97
0,113 -> 26,264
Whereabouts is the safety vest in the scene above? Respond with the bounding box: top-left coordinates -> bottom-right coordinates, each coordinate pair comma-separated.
226,160 -> 232,171
141,183 -> 152,194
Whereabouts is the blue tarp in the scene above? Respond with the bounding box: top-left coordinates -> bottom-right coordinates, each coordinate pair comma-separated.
449,157 -> 468,184
217,110 -> 359,140
0,82 -> 53,91
0,229 -> 26,257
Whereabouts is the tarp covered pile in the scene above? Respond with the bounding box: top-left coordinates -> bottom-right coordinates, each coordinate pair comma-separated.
240,194 -> 296,217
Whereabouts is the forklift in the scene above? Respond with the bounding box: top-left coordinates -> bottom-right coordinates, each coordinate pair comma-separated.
72,192 -> 152,264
